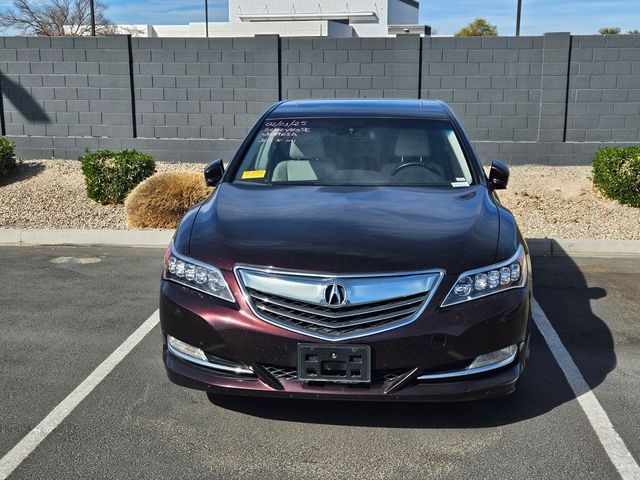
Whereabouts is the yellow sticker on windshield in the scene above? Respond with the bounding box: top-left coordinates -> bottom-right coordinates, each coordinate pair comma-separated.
241,170 -> 266,179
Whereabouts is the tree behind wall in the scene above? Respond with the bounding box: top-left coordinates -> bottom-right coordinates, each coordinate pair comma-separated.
455,18 -> 498,37
0,0 -> 113,36
598,27 -> 621,34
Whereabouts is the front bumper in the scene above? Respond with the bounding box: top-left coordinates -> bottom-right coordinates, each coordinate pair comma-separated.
160,277 -> 531,402
165,344 -> 525,402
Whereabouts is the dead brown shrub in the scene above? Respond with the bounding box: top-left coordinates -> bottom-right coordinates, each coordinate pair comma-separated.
125,171 -> 213,229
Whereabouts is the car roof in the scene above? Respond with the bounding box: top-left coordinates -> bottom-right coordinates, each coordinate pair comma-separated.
268,99 -> 451,120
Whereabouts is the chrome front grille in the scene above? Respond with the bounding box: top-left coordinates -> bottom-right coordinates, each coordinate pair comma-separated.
248,288 -> 427,337
236,266 -> 443,341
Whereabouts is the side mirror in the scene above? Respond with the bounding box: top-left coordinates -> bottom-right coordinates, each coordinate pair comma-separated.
488,160 -> 509,190
204,159 -> 224,187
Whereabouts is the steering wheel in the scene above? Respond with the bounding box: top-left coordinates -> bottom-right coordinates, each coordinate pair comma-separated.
390,162 -> 443,178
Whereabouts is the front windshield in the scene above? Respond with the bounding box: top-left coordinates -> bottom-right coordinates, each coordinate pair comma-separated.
232,118 -> 475,187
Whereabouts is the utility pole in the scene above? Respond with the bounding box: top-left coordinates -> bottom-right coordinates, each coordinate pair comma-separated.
516,0 -> 522,36
90,0 -> 96,36
205,0 -> 209,37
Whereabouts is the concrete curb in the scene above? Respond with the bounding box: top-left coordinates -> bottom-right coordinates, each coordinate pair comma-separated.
0,229 -> 173,248
1,229 -> 640,256
524,238 -> 640,257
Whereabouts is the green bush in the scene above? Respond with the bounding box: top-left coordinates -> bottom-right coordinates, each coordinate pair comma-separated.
0,137 -> 16,178
79,149 -> 156,204
592,147 -> 640,207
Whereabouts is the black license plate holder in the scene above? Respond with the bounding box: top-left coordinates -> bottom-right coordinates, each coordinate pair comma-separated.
298,344 -> 371,383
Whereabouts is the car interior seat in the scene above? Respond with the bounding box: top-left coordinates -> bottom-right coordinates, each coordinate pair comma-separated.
381,129 -> 447,179
271,135 -> 335,182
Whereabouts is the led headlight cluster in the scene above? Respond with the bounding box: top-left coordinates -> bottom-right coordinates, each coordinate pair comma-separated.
164,245 -> 235,302
441,245 -> 527,307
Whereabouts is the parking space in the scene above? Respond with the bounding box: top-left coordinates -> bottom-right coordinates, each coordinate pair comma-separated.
1,246 -> 639,479
0,246 -> 163,459
534,254 -> 640,463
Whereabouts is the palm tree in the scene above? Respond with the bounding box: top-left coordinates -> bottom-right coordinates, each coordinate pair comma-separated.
598,27 -> 621,35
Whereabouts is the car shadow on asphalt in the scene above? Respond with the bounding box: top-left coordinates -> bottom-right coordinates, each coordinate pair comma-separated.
209,248 -> 616,428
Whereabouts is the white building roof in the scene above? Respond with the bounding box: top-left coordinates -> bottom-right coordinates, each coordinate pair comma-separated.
237,12 -> 379,22
117,0 -> 423,38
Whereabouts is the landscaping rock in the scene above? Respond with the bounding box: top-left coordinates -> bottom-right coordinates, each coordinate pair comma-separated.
1,160 -> 639,240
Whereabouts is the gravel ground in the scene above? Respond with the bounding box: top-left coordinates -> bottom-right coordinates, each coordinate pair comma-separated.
0,160 -> 203,230
1,160 -> 639,239
497,165 -> 640,240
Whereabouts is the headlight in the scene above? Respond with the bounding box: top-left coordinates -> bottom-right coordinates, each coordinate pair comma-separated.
441,245 -> 527,307
163,243 -> 235,303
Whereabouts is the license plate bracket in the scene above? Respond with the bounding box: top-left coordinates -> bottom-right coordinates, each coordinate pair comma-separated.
298,344 -> 371,383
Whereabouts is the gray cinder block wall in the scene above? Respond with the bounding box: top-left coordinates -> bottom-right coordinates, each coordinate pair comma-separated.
0,32 -> 639,164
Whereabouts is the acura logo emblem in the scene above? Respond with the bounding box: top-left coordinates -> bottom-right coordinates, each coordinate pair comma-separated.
324,283 -> 347,307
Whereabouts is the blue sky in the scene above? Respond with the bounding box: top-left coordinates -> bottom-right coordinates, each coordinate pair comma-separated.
1,0 -> 638,36
419,0 -> 640,35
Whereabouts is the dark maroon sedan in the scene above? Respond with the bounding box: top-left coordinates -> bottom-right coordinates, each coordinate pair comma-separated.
160,99 -> 532,402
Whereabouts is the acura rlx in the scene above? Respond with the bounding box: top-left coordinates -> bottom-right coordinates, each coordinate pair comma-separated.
160,99 -> 532,401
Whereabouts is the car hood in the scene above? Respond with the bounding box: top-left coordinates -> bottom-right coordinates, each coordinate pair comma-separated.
189,183 -> 500,275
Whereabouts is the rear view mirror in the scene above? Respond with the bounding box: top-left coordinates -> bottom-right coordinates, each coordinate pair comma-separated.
488,160 -> 509,190
204,159 -> 224,187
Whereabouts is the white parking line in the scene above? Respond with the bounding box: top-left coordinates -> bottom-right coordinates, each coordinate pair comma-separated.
532,299 -> 640,480
0,310 -> 160,480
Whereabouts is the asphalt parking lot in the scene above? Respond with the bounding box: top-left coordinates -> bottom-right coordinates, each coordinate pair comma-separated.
1,246 -> 639,479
